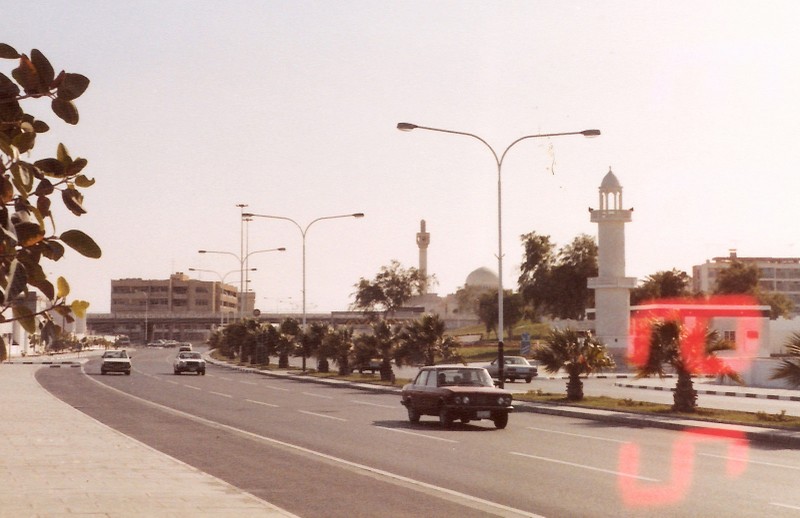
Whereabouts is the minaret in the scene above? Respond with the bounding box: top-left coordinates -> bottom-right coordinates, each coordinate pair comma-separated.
416,219 -> 430,294
587,168 -> 637,356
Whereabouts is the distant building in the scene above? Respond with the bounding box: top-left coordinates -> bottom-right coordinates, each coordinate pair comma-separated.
111,272 -> 238,316
693,250 -> 800,315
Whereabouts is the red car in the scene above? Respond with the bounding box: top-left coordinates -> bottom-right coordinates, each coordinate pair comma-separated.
401,365 -> 513,429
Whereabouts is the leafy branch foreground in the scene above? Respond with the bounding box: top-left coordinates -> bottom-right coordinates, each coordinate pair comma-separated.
210,351 -> 800,430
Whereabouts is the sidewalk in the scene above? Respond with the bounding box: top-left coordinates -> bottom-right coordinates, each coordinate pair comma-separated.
0,362 -> 297,518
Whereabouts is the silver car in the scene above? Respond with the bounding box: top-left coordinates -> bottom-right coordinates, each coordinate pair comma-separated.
484,356 -> 538,383
173,351 -> 206,375
101,349 -> 132,375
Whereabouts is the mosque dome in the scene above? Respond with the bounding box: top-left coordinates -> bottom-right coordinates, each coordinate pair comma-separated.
465,267 -> 499,289
600,167 -> 621,190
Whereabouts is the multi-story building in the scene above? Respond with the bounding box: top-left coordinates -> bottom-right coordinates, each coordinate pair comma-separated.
693,250 -> 800,314
111,272 -> 238,316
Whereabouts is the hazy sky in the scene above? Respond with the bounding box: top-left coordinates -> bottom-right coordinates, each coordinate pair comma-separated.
7,1 -> 800,314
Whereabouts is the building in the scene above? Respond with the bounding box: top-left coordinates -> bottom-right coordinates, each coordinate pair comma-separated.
111,272 -> 238,316
693,250 -> 800,314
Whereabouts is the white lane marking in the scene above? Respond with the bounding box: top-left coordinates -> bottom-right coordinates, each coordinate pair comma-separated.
210,391 -> 233,398
183,385 -> 202,391
510,452 -> 660,482
351,400 -> 395,409
262,384 -> 290,392
526,426 -> 628,444
376,426 -> 459,443
701,453 -> 800,471
217,377 -> 233,382
245,399 -> 279,408
298,410 -> 346,421
86,370 -> 542,518
239,380 -> 258,386
771,502 -> 800,510
302,392 -> 333,399
165,380 -> 179,386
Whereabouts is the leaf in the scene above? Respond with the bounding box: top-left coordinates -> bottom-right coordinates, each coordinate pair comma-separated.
40,238 -> 64,261
5,259 -> 27,300
57,73 -> 89,101
30,49 -> 54,90
0,43 -> 20,59
34,158 -> 65,176
61,188 -> 86,216
74,174 -> 95,188
32,120 -> 49,133
57,142 -> 70,163
57,276 -> 69,299
12,54 -> 41,95
60,229 -> 101,258
51,97 -> 79,124
0,73 -> 20,98
12,305 -> 36,334
34,178 -> 54,196
66,158 -> 88,177
71,299 -> 90,319
0,175 -> 13,203
36,194 -> 51,217
14,221 -> 44,247
11,131 -> 35,155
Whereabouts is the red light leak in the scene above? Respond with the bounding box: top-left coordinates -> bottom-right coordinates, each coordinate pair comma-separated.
619,295 -> 758,508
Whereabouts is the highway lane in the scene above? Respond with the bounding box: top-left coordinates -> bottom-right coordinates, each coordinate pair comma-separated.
38,347 -> 800,517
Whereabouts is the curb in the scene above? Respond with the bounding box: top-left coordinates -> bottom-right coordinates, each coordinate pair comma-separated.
614,381 -> 800,402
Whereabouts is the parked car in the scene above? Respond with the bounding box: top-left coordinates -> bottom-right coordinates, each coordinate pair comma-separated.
173,351 -> 205,375
401,365 -> 513,429
101,349 -> 131,375
357,358 -> 381,374
484,356 -> 538,383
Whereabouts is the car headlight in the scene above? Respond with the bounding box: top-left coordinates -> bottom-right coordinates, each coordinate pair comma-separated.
497,396 -> 512,405
461,396 -> 469,405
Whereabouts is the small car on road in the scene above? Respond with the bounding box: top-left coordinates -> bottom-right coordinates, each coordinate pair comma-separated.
101,349 -> 131,375
401,365 -> 513,428
484,356 -> 538,383
173,351 -> 206,375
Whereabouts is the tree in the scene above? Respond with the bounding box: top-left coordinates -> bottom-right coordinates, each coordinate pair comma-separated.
533,328 -> 614,401
353,320 -> 398,381
713,261 -> 794,318
770,332 -> 800,387
632,319 -> 741,412
277,317 -> 300,368
320,326 -> 354,375
396,313 -> 462,367
630,269 -> 692,305
476,290 -> 523,338
351,260 -> 427,316
0,44 -> 99,352
298,322 -> 328,372
518,233 -> 597,320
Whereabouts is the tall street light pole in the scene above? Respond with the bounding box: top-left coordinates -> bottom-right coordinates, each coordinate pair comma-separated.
244,211 -> 365,372
397,122 -> 600,387
188,267 -> 257,325
198,247 -> 286,319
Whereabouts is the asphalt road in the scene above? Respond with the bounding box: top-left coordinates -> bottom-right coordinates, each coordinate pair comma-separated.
37,347 -> 800,517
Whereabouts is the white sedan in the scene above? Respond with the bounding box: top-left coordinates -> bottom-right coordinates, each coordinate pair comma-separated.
484,356 -> 538,383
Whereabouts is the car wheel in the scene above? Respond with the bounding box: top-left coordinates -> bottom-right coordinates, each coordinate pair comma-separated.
101,371 -> 106,375
125,371 -> 131,376
174,370 -> 180,375
460,418 -> 470,424
407,405 -> 420,423
508,377 -> 516,383
525,376 -> 532,383
493,412 -> 509,429
439,408 -> 452,428
200,370 -> 206,376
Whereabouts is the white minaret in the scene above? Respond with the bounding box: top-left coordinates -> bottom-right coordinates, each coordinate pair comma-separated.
416,219 -> 430,294
587,168 -> 637,356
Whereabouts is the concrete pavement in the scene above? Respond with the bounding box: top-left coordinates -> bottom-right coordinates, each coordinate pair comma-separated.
0,360 -> 297,518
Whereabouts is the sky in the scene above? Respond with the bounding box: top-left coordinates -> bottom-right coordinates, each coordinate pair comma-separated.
6,1 -> 800,315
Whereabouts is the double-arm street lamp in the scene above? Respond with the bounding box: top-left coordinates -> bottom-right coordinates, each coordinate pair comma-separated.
397,122 -> 600,387
243,211 -> 365,371
188,267 -> 257,325
198,247 -> 286,319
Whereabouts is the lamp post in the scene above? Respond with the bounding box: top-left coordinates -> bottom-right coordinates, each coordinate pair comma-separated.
189,267 -> 257,325
198,247 -> 286,319
397,122 -> 600,387
243,211 -> 365,371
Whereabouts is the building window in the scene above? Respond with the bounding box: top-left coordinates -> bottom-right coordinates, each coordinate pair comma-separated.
723,331 -> 736,342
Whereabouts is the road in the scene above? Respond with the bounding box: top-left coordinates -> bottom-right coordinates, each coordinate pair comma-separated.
38,347 -> 800,517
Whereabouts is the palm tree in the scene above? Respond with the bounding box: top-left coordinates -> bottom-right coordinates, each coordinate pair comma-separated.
633,319 -> 741,412
534,328 -> 614,401
353,321 -> 398,381
321,326 -> 354,375
396,314 -> 462,367
770,332 -> 800,387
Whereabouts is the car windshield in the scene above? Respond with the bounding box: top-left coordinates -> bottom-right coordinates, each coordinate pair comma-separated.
435,368 -> 493,387
506,357 -> 528,365
179,352 -> 202,359
103,350 -> 127,358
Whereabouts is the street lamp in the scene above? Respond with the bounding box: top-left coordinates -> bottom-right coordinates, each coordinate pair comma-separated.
188,267 -> 257,325
198,247 -> 286,319
243,211 -> 365,371
397,122 -> 600,387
